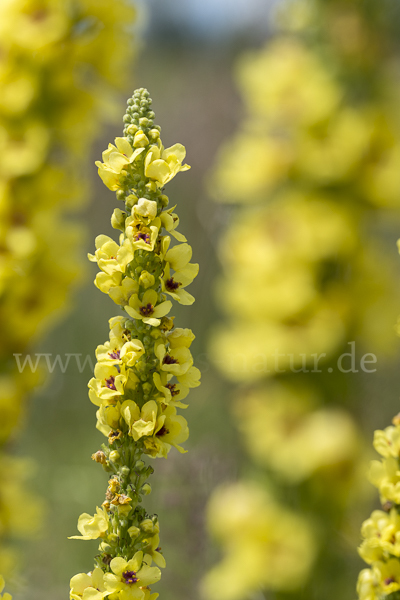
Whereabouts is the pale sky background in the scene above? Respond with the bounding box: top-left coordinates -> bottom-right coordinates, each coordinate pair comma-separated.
136,0 -> 279,40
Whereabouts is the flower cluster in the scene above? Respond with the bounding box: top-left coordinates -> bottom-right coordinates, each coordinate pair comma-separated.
69,88 -> 200,600
202,483 -> 316,600
357,415 -> 400,600
204,2 -> 400,599
0,0 -> 137,584
212,37 -> 400,209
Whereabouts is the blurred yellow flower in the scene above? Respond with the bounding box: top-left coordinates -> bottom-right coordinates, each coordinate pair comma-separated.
202,483 -> 316,600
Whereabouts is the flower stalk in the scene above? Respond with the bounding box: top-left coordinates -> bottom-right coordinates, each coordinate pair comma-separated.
69,88 -> 200,600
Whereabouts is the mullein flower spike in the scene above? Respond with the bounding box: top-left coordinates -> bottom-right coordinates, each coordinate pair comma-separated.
69,89 -> 200,600
357,411 -> 400,600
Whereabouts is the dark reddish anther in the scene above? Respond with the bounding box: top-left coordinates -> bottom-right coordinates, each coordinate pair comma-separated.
32,9 -> 48,21
163,355 -> 178,365
139,303 -> 154,316
136,232 -> 150,244
385,578 -> 395,585
166,277 -> 180,291
166,383 -> 179,396
123,570 -> 138,585
156,425 -> 170,437
109,350 -> 120,360
105,376 -> 117,390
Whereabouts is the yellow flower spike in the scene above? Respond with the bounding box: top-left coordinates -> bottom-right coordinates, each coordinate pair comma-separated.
0,0 -> 137,584
204,3 -> 400,598
71,89 -> 199,597
357,411 -> 400,598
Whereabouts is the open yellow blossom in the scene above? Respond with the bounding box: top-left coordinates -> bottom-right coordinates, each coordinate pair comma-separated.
69,508 -> 109,541
95,138 -> 145,191
202,483 -> 316,600
125,289 -> 172,327
121,400 -> 158,441
144,143 -> 190,186
357,569 -> 380,600
70,568 -> 108,600
104,553 -> 160,598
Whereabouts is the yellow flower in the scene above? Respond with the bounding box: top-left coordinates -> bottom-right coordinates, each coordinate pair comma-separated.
109,277 -> 139,306
125,215 -> 161,252
142,533 -> 166,569
373,424 -> 400,458
121,400 -> 158,441
167,328 -> 195,348
153,372 -> 189,408
69,507 -> 109,541
234,384 -> 360,482
88,235 -> 133,275
120,339 -> 145,366
369,457 -> 400,504
70,568 -> 108,600
0,576 -> 12,600
95,138 -> 145,191
96,403 -> 121,436
88,363 -> 127,406
133,198 -> 158,222
356,568 -> 380,600
156,343 -> 193,377
160,206 -> 187,242
202,482 -> 316,600
144,143 -> 190,186
359,509 -> 400,563
376,558 -> 400,594
104,552 -> 161,597
125,289 -> 172,327
143,405 -> 189,458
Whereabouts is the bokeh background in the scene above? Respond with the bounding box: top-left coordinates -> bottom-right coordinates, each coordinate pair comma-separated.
3,0 -> 400,599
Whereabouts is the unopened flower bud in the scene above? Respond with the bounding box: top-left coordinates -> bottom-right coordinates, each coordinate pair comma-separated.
140,518 -> 154,533
126,194 -> 138,209
111,208 -> 126,231
128,525 -> 140,538
139,271 -> 155,289
149,128 -> 160,141
133,131 -> 149,148
99,542 -> 112,553
126,124 -> 138,135
108,533 -> 119,545
109,451 -> 120,463
141,483 -> 152,496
